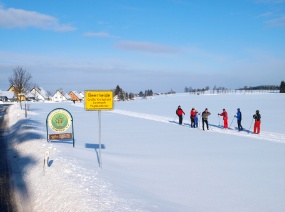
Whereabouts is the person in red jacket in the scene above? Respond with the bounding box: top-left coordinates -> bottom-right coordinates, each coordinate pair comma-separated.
176,105 -> 185,125
190,108 -> 198,128
218,108 -> 228,129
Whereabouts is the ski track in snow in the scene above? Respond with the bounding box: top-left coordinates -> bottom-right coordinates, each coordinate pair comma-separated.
110,109 -> 285,144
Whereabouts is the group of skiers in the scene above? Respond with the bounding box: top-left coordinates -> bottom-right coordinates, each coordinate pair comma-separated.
176,106 -> 262,134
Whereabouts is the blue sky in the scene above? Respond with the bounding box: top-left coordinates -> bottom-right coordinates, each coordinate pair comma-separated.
0,0 -> 284,94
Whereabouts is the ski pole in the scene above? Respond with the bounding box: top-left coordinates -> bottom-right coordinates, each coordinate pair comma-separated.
218,114 -> 220,127
248,118 -> 254,134
209,121 -> 213,131
229,116 -> 235,128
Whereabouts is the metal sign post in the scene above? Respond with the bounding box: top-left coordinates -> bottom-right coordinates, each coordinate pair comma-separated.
98,110 -> 102,168
84,90 -> 114,169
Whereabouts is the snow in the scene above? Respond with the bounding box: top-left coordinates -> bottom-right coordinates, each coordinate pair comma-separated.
4,93 -> 285,211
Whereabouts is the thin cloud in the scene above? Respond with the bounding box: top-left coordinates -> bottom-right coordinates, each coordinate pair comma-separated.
255,0 -> 285,28
265,15 -> 285,27
0,6 -> 76,31
83,31 -> 116,38
255,0 -> 285,3
115,41 -> 181,54
258,11 -> 274,17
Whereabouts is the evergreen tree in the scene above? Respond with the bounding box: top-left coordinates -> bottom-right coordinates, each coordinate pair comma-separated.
129,92 -> 135,100
138,91 -> 144,97
115,85 -> 121,96
114,85 -> 126,101
280,81 -> 285,93
119,90 -> 125,101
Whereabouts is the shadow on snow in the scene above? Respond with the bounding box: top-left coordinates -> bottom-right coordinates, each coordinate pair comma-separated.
85,143 -> 106,167
3,106 -> 45,209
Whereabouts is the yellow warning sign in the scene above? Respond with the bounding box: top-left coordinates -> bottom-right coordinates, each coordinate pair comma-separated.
85,90 -> 114,110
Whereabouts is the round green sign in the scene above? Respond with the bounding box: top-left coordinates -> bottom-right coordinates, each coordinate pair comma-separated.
48,109 -> 71,132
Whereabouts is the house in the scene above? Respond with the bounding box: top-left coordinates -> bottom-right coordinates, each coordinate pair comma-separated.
79,92 -> 85,101
28,87 -> 50,101
7,85 -> 26,101
166,89 -> 176,95
69,91 -> 83,102
0,90 -> 15,102
52,90 -> 71,102
114,95 -> 119,101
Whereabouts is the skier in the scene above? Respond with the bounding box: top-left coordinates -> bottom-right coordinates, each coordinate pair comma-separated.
218,109 -> 228,129
176,105 -> 185,125
234,108 -> 243,131
253,110 -> 261,134
202,108 -> 211,130
190,108 -> 197,128
194,109 -> 200,128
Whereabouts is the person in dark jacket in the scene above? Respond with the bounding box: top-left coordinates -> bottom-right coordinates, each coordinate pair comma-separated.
234,108 -> 243,131
176,105 -> 185,125
202,108 -> 211,130
253,110 -> 261,134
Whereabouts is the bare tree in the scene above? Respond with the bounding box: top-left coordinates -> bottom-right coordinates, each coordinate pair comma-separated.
9,66 -> 33,93
9,66 -> 33,108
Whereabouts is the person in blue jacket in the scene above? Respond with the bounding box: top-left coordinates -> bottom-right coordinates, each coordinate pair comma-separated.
194,109 -> 200,128
234,108 -> 243,131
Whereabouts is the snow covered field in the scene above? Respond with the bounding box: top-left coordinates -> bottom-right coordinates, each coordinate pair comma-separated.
4,93 -> 285,212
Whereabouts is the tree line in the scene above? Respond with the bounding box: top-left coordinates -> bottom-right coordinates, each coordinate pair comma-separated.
184,86 -> 210,94
184,83 -> 285,94
238,85 -> 280,91
114,85 -> 153,101
7,66 -> 285,104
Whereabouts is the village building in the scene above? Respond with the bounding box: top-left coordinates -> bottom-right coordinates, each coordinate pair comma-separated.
69,91 -> 83,102
7,85 -> 26,101
28,87 -> 50,101
0,90 -> 15,102
114,95 -> 119,101
52,90 -> 71,102
79,92 -> 85,101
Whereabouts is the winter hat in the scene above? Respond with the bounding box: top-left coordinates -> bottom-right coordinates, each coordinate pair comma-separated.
256,110 -> 259,113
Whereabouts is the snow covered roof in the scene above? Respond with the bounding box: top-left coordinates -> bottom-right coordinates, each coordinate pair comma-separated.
29,87 -> 50,100
79,92 -> 85,98
60,90 -> 71,99
69,91 -> 83,100
53,90 -> 71,100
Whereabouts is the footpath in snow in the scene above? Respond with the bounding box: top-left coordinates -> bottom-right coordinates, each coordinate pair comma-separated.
110,109 -> 285,144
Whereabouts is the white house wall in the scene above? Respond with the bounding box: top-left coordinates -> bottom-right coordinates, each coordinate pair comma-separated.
52,91 -> 68,102
31,90 -> 45,101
